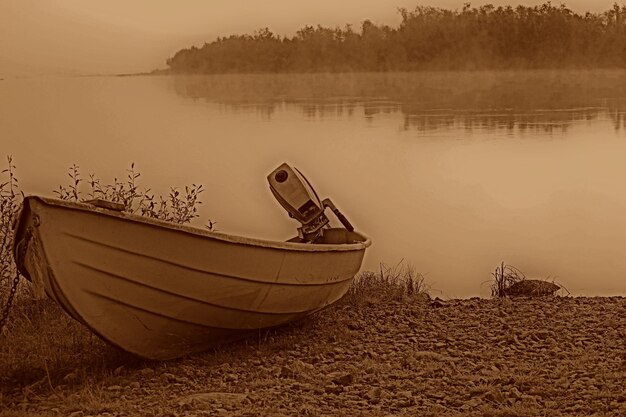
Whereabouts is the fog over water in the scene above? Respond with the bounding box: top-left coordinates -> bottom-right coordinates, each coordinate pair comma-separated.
1,71 -> 626,297
0,1 -> 620,76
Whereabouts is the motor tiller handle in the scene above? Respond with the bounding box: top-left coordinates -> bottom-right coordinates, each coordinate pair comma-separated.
323,199 -> 354,232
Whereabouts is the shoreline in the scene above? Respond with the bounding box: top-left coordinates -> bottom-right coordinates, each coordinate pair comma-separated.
1,294 -> 625,416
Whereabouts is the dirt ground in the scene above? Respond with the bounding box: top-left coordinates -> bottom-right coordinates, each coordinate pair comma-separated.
1,295 -> 625,416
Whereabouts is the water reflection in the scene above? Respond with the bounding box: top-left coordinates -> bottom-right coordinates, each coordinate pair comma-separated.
400,107 -> 623,134
171,72 -> 626,133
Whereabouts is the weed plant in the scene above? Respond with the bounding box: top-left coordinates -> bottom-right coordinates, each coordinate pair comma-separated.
0,156 -> 21,301
54,163 -> 209,226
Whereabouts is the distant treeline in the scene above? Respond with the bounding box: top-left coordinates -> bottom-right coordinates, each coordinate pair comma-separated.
166,3 -> 626,73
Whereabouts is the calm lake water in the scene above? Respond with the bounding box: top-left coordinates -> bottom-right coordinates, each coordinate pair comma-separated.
2,71 -> 626,297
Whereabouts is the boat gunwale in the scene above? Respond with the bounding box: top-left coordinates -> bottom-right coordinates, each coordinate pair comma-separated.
26,196 -> 371,252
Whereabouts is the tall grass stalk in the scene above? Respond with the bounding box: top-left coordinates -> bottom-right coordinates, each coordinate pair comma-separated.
0,156 -> 22,301
490,262 -> 526,298
347,260 -> 428,303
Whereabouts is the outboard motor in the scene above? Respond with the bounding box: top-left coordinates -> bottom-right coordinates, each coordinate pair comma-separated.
268,163 -> 354,243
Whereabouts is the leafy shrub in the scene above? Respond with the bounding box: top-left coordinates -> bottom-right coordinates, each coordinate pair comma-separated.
53,163 -> 212,227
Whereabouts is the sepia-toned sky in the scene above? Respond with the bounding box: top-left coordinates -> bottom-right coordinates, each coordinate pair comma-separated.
0,1 -> 620,76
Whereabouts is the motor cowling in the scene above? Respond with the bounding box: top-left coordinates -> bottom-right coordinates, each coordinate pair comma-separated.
267,163 -> 329,241
268,163 -> 354,243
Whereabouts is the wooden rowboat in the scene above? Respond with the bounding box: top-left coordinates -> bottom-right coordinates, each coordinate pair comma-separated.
13,196 -> 370,360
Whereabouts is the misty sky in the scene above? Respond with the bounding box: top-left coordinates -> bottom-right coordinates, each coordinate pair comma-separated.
0,0 -> 620,76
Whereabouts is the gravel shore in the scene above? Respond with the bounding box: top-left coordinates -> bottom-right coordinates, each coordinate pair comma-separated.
2,295 -> 625,416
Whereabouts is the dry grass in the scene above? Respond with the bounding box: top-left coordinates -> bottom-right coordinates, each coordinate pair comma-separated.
346,260 -> 429,304
490,262 -> 526,298
0,298 -> 142,398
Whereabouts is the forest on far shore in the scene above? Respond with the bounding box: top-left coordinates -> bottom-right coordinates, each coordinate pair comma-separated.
166,3 -> 626,73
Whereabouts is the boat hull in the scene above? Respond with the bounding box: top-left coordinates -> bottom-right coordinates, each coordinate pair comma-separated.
13,196 -> 370,360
